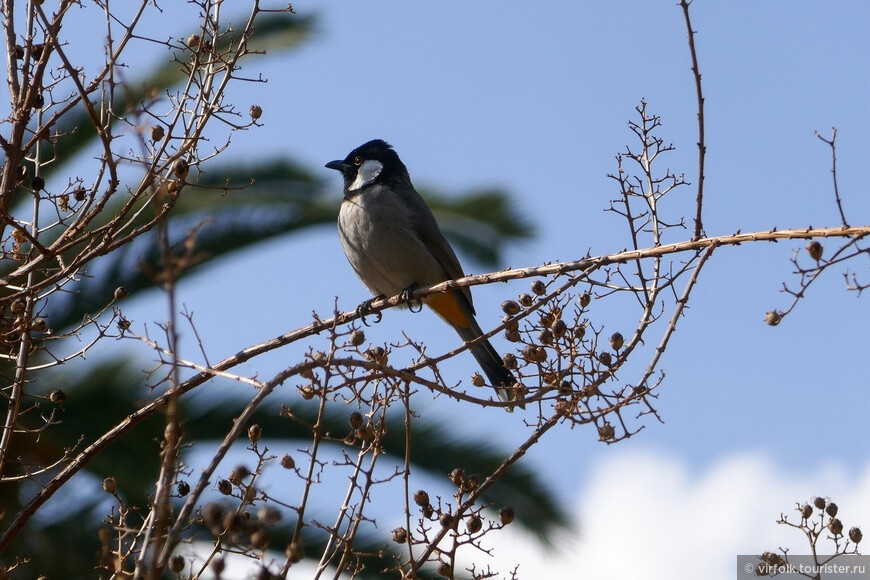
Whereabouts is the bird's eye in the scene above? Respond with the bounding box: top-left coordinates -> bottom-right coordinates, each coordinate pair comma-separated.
353,156 -> 363,166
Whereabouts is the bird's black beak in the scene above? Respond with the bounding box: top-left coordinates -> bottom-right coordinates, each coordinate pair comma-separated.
325,160 -> 350,174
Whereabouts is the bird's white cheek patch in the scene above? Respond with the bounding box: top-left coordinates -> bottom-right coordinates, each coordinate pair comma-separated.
349,159 -> 384,191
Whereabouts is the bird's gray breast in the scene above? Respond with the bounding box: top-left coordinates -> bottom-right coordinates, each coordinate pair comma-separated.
338,185 -> 446,298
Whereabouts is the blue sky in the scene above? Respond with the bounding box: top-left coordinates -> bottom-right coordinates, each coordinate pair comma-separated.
44,1 -> 870,577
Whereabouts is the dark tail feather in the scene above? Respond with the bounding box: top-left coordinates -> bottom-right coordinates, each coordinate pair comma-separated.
451,319 -> 525,411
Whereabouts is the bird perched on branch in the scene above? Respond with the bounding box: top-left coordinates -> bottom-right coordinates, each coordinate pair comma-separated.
326,139 -> 522,410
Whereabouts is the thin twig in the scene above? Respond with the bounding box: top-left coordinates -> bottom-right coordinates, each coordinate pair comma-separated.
815,128 -> 849,228
680,0 -> 707,241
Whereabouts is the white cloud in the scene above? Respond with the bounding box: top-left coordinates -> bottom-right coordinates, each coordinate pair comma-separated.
479,449 -> 870,580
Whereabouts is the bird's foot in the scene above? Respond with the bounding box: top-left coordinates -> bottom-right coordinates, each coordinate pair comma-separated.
356,295 -> 385,326
400,284 -> 423,313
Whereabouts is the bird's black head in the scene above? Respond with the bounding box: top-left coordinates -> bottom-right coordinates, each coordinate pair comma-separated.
325,139 -> 409,194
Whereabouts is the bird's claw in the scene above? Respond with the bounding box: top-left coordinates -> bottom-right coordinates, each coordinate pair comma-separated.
356,295 -> 384,326
400,284 -> 423,313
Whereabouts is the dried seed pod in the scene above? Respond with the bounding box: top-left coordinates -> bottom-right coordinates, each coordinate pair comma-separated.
501,300 -> 521,315
422,504 -> 434,518
392,527 -> 408,544
117,318 -> 131,331
170,555 -> 185,573
222,513 -> 242,533
598,351 -> 612,366
464,474 -> 479,491
173,159 -> 189,180
150,125 -> 165,142
11,300 -> 25,315
503,353 -> 518,370
609,332 -> 624,351
114,286 -> 128,300
349,411 -> 363,430
259,506 -> 281,523
578,292 -> 591,307
217,479 -> 232,495
467,515 -> 483,534
551,319 -> 567,338
437,563 -> 451,578
250,105 -> 263,120
30,318 -> 46,333
531,279 -> 546,296
248,424 -> 262,443
825,502 -> 838,517
231,465 -> 250,482
414,490 -> 430,507
764,310 -> 782,326
559,380 -> 573,395
365,346 -> 388,365
538,329 -> 553,345
519,293 -> 533,307
813,496 -> 826,510
31,176 -> 45,191
499,506 -> 515,525
850,527 -> 863,543
357,423 -> 375,442
502,314 -> 519,332
177,481 -> 190,497
806,240 -> 823,261
439,513 -> 454,528
522,345 -> 537,363
449,468 -> 465,488
471,372 -> 485,387
202,502 -> 223,529
829,517 -> 843,536
349,329 -> 365,346
74,187 -> 86,201
187,34 -> 201,49
799,504 -> 813,520
539,311 -> 554,327
505,329 -> 521,342
49,389 -> 65,404
211,557 -> 226,574
102,476 -> 117,493
535,346 -> 548,362
598,423 -> 615,440
574,325 -> 586,339
281,454 -> 295,469
761,552 -> 786,567
33,93 -> 44,109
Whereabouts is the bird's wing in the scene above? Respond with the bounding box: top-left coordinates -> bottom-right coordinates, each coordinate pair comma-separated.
401,186 -> 476,314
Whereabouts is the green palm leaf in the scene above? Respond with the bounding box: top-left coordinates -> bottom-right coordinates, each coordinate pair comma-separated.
41,14 -> 315,178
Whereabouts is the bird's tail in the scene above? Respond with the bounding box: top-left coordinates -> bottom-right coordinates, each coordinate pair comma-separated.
450,317 -> 525,411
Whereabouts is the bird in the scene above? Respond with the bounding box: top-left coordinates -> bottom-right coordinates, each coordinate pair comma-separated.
326,139 -> 522,410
